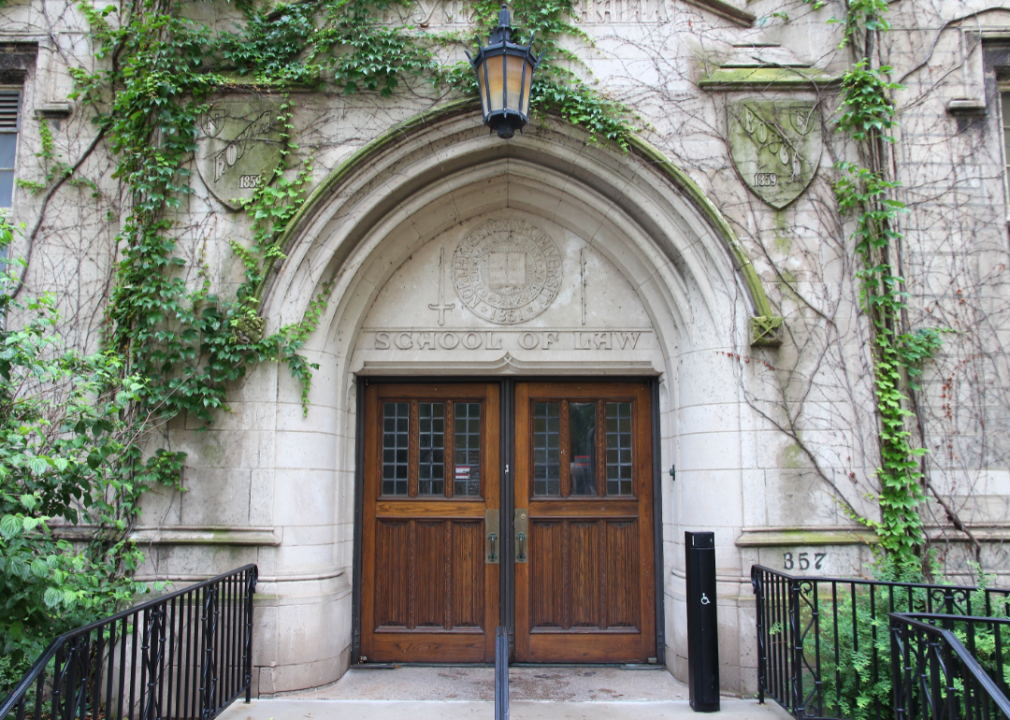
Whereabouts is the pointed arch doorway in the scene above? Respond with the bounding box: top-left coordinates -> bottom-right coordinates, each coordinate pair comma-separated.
257,106 -> 778,687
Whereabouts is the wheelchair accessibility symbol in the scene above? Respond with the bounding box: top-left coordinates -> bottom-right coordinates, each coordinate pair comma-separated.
700,593 -> 711,605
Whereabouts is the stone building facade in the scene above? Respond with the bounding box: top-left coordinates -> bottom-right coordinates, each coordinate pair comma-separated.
3,0 -> 1010,698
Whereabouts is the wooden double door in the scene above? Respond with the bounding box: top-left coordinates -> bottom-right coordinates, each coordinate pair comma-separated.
360,381 -> 656,664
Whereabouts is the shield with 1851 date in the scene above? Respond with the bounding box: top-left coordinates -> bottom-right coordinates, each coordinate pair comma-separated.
728,100 -> 822,209
196,97 -> 283,210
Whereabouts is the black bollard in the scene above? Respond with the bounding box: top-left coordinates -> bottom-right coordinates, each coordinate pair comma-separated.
685,531 -> 720,712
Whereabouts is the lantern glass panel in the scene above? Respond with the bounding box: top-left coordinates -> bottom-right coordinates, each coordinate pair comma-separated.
482,55 -> 506,113
519,57 -> 534,115
477,62 -> 491,116
505,54 -> 528,113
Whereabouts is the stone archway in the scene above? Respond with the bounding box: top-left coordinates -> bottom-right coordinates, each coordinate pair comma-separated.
253,106 -> 771,693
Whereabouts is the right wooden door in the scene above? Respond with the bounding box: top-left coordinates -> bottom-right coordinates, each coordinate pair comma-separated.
514,381 -> 656,663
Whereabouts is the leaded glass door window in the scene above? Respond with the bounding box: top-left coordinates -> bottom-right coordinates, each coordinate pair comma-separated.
378,396 -> 486,499
531,399 -> 636,498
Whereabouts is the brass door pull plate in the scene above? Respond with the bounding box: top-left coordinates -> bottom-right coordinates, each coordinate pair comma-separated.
485,509 -> 500,564
514,508 -> 528,563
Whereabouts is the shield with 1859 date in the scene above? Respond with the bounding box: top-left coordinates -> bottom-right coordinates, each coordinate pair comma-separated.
728,100 -> 822,209
196,97 -> 283,210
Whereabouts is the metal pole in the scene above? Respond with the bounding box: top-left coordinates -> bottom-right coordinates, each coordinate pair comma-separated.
495,626 -> 509,720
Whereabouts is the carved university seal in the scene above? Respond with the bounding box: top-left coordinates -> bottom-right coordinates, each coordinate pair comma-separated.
453,219 -> 563,324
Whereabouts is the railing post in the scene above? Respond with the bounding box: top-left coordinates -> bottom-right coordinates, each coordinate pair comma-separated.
751,566 -> 765,705
889,616 -> 904,720
789,578 -> 803,719
244,567 -> 258,703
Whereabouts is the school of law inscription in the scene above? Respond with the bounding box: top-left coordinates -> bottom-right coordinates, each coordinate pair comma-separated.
453,219 -> 563,325
370,330 -> 649,351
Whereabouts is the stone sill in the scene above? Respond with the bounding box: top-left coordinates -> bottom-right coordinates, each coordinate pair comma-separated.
34,103 -> 72,119
699,67 -> 840,90
736,526 -> 878,546
947,98 -> 986,116
130,526 -> 281,546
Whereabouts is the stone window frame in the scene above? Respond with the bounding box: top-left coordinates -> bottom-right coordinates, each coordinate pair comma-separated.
0,43 -> 38,224
0,87 -> 22,214
981,40 -> 1010,221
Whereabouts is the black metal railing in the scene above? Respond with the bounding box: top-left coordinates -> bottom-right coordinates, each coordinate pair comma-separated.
751,564 -> 1010,720
0,564 -> 257,720
890,613 -> 1010,720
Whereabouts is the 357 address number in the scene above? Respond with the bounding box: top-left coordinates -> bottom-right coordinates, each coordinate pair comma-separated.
783,552 -> 826,571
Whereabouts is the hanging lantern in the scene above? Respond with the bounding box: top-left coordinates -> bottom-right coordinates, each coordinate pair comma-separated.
466,4 -> 543,139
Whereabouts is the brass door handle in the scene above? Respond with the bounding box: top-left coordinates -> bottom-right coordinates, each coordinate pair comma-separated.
485,509 -> 500,564
488,532 -> 498,563
514,509 -> 528,564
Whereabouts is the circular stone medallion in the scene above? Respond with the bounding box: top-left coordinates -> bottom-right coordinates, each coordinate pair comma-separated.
453,218 -> 563,325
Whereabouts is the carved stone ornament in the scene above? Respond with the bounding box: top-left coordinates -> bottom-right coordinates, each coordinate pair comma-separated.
196,98 -> 283,210
453,218 -> 563,325
749,315 -> 784,347
728,100 -> 822,209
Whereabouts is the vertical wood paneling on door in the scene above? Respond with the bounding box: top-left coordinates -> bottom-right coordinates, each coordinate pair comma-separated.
531,521 -> 565,629
605,520 -> 639,628
375,521 -> 409,627
414,521 -> 446,627
569,521 -> 600,628
452,521 -> 484,628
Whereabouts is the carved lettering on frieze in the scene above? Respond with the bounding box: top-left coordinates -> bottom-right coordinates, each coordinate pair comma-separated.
377,0 -> 672,25
370,330 -> 646,351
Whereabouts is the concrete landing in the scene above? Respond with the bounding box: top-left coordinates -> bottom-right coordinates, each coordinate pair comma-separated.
219,698 -> 792,719
219,666 -> 792,719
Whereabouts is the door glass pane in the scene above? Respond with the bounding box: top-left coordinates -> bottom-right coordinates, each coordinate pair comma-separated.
533,402 -> 560,496
454,402 -> 481,496
382,402 -> 409,495
418,402 -> 445,495
569,402 -> 596,496
605,402 -> 633,496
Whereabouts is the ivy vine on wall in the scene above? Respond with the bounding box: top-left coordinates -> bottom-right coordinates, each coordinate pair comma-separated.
811,0 -> 946,578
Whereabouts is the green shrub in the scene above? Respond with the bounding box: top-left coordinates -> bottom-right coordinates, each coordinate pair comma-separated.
0,228 -> 161,696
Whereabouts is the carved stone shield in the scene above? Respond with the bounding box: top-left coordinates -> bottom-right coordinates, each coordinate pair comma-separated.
728,100 -> 822,209
196,98 -> 283,210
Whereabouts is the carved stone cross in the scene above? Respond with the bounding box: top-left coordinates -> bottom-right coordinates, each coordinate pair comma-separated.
429,247 -> 456,326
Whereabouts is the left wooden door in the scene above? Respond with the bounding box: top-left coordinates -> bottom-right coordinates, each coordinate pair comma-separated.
361,382 -> 500,663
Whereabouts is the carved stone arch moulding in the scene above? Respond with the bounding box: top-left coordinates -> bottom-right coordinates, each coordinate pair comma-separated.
260,100 -> 783,350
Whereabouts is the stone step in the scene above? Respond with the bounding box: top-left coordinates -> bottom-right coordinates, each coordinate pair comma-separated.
225,667 -> 791,719
218,698 -> 792,720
